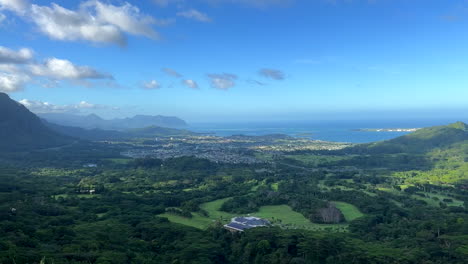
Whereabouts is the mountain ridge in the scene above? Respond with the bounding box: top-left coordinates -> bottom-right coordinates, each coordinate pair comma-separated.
0,92 -> 72,151
38,112 -> 187,130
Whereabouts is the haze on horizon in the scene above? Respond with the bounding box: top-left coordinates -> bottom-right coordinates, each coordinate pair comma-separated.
1,0 -> 467,122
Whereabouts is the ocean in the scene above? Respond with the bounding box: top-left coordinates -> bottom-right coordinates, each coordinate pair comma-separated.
188,119 -> 464,143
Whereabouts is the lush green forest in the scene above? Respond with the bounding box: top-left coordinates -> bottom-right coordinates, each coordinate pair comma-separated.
1,122 -> 468,263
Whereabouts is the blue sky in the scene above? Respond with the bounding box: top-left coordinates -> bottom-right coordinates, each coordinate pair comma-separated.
0,0 -> 467,122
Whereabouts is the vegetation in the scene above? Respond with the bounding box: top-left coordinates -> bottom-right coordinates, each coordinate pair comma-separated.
0,121 -> 468,263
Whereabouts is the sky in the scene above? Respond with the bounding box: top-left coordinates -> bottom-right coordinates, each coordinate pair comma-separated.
1,0 -> 468,122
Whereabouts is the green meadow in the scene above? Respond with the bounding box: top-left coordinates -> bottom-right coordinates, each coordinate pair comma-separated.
160,199 -> 363,232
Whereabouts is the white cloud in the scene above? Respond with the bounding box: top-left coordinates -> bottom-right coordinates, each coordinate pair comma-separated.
142,80 -> 161,89
0,46 -> 34,64
0,0 -> 29,13
0,13 -> 6,23
0,72 -> 30,92
89,1 -> 159,38
182,79 -> 198,89
30,3 -> 126,46
21,1 -> 160,46
19,99 -> 108,113
0,64 -> 19,73
177,9 -> 212,22
207,73 -> 237,90
0,45 -> 114,92
30,58 -> 112,80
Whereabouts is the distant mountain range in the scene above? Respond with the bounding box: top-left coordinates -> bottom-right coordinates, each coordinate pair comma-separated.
0,93 -> 72,151
2,91 -> 467,155
0,93 -> 195,151
38,112 -> 188,130
44,122 -> 195,141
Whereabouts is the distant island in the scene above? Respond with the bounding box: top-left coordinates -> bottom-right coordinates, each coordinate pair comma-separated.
354,128 -> 420,132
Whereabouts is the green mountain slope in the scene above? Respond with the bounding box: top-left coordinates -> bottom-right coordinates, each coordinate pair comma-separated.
0,93 -> 72,151
359,122 -> 468,154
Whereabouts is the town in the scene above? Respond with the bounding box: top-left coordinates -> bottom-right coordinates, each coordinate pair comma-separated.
119,134 -> 352,164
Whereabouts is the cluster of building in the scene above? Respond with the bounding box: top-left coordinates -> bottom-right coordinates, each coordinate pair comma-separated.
121,147 -> 259,164
118,134 -> 350,164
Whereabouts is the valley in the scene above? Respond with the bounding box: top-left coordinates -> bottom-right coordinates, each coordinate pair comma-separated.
0,93 -> 467,263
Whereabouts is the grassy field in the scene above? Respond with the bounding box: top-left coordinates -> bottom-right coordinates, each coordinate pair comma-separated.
159,212 -> 214,229
200,198 -> 235,221
159,198 -> 235,229
333,202 -> 365,221
271,182 -> 279,191
160,198 -> 357,232
253,205 -> 348,231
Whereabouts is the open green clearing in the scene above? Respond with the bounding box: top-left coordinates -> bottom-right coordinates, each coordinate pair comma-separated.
252,205 -> 348,231
200,197 -> 235,221
160,199 -> 361,232
159,212 -> 214,229
333,201 -> 365,221
159,198 -> 235,229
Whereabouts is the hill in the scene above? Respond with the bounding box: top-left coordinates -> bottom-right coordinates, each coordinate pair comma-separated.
39,113 -> 187,130
44,122 -> 196,141
352,122 -> 468,154
0,93 -> 72,151
43,121 -> 127,141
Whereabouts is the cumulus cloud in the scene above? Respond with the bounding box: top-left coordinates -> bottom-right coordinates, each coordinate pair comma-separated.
0,45 -> 114,93
0,0 -> 29,13
19,99 -> 109,113
208,73 -> 237,90
87,1 -> 159,38
0,13 -> 5,24
3,1 -> 160,46
162,67 -> 182,78
0,64 -> 20,73
0,72 -> 30,92
0,46 -> 34,64
30,58 -> 112,80
29,3 -> 126,46
30,58 -> 109,80
142,79 -> 161,89
182,79 -> 198,89
259,68 -> 285,80
177,9 -> 212,22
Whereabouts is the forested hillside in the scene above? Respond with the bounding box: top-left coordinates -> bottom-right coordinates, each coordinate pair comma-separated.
0,93 -> 71,151
0,120 -> 467,263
